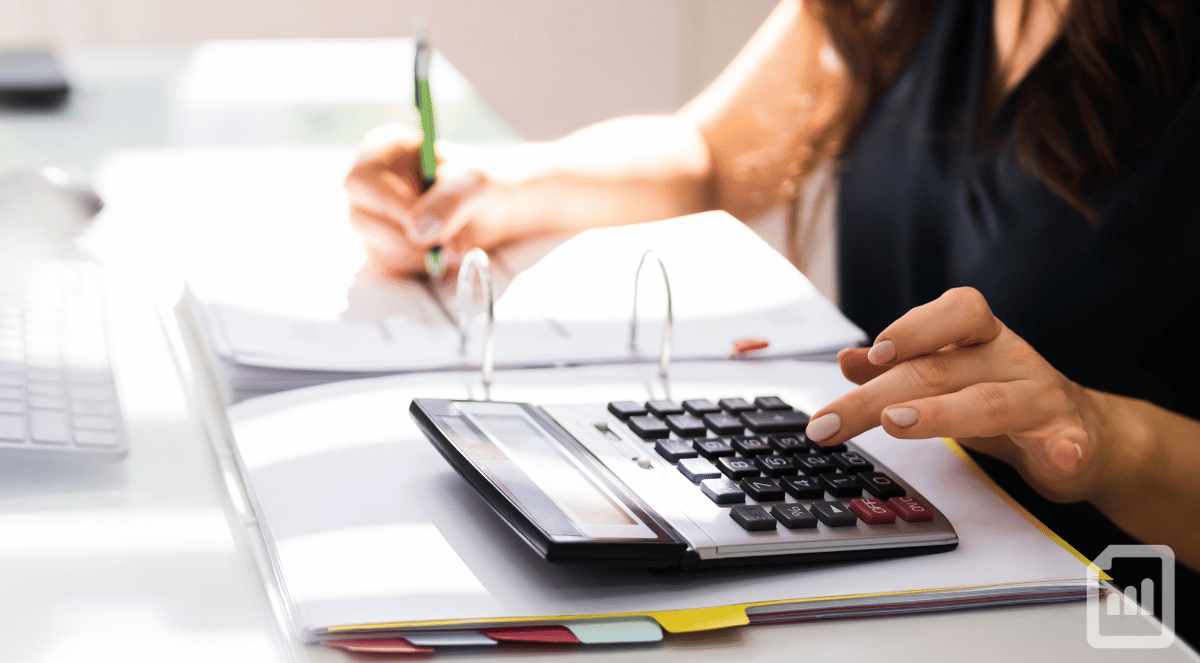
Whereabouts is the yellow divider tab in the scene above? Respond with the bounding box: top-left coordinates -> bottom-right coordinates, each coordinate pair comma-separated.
648,605 -> 749,633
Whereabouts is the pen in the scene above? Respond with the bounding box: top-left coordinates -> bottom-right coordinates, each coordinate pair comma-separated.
414,18 -> 442,278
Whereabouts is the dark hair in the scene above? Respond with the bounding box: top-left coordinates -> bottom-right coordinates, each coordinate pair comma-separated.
809,0 -> 1199,220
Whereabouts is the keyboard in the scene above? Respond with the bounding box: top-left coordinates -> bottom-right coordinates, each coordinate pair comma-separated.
411,395 -> 957,569
0,259 -> 127,459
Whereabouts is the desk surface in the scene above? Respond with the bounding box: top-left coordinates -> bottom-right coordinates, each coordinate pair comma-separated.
0,42 -> 1196,663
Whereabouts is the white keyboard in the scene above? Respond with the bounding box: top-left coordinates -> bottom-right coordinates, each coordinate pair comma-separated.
0,259 -> 127,459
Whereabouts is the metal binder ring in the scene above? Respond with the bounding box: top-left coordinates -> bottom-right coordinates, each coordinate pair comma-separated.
457,248 -> 495,387
630,250 -> 673,378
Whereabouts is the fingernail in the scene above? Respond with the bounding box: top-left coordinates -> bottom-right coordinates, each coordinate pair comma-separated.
1050,441 -> 1083,471
885,407 -> 918,428
415,214 -> 443,241
867,339 -> 896,365
806,413 -> 841,443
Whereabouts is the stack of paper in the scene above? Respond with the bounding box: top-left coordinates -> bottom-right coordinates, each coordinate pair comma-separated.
184,212 -> 866,402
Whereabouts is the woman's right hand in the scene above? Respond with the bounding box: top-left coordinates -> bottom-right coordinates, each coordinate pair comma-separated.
343,123 -> 524,279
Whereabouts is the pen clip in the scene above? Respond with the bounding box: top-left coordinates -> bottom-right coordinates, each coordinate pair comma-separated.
458,248 -> 495,389
630,250 -> 673,379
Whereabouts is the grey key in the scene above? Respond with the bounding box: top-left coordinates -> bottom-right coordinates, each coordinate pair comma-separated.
0,413 -> 25,441
700,478 -> 746,505
0,400 -> 23,414
69,386 -> 112,402
30,410 -> 69,445
810,500 -> 858,527
771,504 -> 819,529
740,410 -> 811,433
654,438 -> 697,463
731,504 -> 777,531
27,381 -> 65,397
0,373 -> 21,387
28,395 -> 65,410
682,399 -> 721,415
71,401 -> 115,416
678,457 -> 721,482
74,429 -> 118,448
0,387 -> 21,400
72,415 -> 115,431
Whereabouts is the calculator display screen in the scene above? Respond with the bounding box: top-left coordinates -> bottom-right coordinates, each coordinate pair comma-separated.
473,413 -> 636,528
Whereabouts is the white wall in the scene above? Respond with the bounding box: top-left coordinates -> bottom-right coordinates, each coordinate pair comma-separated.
0,0 -> 779,139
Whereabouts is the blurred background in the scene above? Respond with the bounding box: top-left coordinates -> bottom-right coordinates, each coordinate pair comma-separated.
0,0 -> 777,141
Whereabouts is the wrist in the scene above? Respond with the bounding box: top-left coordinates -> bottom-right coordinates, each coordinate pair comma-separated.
1085,390 -> 1160,512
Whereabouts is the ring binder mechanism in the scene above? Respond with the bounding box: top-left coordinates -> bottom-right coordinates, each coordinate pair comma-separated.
630,250 -> 673,378
457,248 -> 495,389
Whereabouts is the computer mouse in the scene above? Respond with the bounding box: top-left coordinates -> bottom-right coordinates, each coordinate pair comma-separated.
0,165 -> 104,243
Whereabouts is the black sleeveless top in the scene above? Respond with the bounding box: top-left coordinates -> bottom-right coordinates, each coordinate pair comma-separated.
837,0 -> 1199,641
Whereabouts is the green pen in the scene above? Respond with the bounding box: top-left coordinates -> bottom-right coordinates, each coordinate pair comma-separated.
414,18 -> 442,278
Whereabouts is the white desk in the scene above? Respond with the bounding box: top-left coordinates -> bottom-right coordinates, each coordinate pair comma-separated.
0,42 -> 1196,663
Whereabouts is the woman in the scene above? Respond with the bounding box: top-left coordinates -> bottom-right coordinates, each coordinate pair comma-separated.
346,0 -> 1199,642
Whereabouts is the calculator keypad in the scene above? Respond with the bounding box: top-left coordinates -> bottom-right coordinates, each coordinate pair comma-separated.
606,396 -> 941,534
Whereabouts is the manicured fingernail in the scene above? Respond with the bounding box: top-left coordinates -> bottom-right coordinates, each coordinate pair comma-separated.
867,340 -> 896,365
885,407 -> 918,428
806,413 -> 841,443
415,214 -> 443,241
1050,441 -> 1083,471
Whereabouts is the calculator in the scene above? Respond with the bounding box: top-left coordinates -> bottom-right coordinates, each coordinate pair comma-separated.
410,396 -> 957,570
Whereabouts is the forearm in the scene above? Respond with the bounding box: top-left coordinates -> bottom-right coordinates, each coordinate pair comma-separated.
1089,390 -> 1200,572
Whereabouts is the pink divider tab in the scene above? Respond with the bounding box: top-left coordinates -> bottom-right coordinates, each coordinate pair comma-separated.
325,638 -> 434,655
480,626 -> 580,643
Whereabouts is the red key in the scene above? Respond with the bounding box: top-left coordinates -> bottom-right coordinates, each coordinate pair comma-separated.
888,495 -> 935,522
849,497 -> 896,524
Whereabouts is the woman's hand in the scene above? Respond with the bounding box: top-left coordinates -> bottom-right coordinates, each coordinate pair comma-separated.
804,287 -> 1125,504
343,123 -> 526,279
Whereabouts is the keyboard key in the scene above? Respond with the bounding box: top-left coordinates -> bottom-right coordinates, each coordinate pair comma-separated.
692,438 -> 735,459
0,373 -> 20,387
26,368 -> 61,382
818,474 -> 863,497
740,476 -> 785,501
850,498 -> 896,524
30,410 -> 69,445
700,478 -> 746,505
805,438 -> 847,454
888,496 -> 935,522
646,400 -> 685,417
831,451 -> 874,473
71,401 -> 115,416
27,381 -> 65,397
716,456 -> 759,480
0,400 -> 23,414
665,413 -> 708,437
678,457 -> 721,482
702,412 -> 743,435
69,386 -> 112,402
731,436 -> 773,456
607,401 -> 646,419
626,415 -> 670,439
72,415 -> 115,431
858,472 -> 906,498
730,504 -> 776,531
654,438 -> 697,463
810,500 -> 858,527
771,504 -> 819,529
682,399 -> 721,415
0,413 -> 25,441
28,395 -> 64,410
795,454 -> 837,475
740,410 -> 810,433
0,387 -> 22,400
74,429 -> 118,448
754,454 -> 798,477
781,475 -> 825,499
769,434 -> 807,455
718,398 -> 755,413
754,396 -> 793,410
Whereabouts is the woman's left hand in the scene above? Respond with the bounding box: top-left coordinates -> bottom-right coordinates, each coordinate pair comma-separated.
804,287 -> 1119,504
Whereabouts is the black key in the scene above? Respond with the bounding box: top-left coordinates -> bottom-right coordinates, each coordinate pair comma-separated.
682,399 -> 721,415
771,503 -> 818,529
692,437 -> 735,459
769,434 -> 807,455
654,438 -> 697,463
731,436 -> 773,456
858,471 -> 906,498
700,478 -> 746,505
718,397 -> 755,413
754,454 -> 798,478
627,415 -> 670,439
810,500 -> 859,526
805,438 -> 847,454
781,475 -> 825,499
666,413 -> 707,437
740,410 -> 811,433
678,457 -> 721,482
754,396 -> 793,410
831,451 -> 874,473
795,453 -> 837,475
607,401 -> 646,419
702,412 -> 744,435
730,504 -> 777,531
740,476 -> 785,501
818,473 -> 863,497
646,400 -> 685,417
716,456 -> 759,480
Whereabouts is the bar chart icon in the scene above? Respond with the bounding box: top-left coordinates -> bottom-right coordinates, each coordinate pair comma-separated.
1087,544 -> 1175,648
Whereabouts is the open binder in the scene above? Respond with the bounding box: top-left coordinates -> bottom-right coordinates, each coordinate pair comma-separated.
168,215 -> 1101,656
